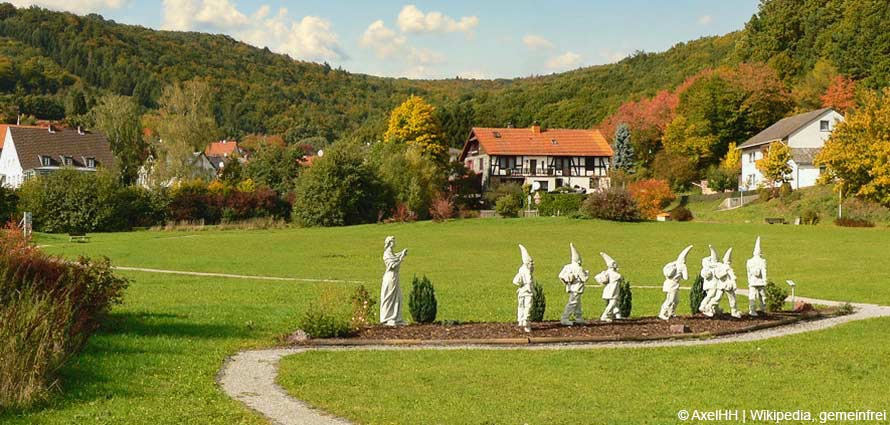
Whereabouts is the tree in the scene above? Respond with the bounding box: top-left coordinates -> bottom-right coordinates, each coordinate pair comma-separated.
652,151 -> 698,192
384,95 -> 447,162
792,59 -> 839,110
816,88 -> 890,206
627,179 -> 675,219
243,143 -> 304,194
821,76 -> 857,113
662,114 -> 716,166
292,141 -> 392,226
720,142 -> 741,171
370,142 -> 445,220
92,94 -> 146,184
756,142 -> 792,188
149,80 -> 220,183
612,123 -> 635,173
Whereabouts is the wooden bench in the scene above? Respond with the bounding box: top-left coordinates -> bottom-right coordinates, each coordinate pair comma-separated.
68,232 -> 90,243
764,217 -> 787,225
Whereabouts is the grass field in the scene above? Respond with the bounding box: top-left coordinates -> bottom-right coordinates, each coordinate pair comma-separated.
4,218 -> 890,424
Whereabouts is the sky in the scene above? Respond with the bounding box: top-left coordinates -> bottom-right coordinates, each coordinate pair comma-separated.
10,0 -> 761,79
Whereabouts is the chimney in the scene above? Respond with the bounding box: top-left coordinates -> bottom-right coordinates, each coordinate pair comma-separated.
531,121 -> 541,134
77,126 -> 84,135
47,125 -> 55,134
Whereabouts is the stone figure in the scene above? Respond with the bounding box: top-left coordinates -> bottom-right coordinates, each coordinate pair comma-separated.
698,246 -> 720,317
746,236 -> 768,316
379,236 -> 408,326
658,245 -> 693,321
708,248 -> 743,318
594,252 -> 622,322
513,244 -> 535,332
558,243 -> 590,326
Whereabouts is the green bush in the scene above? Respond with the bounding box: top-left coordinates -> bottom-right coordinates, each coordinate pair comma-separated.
537,193 -> 585,216
689,275 -> 705,314
495,194 -> 522,218
778,182 -> 793,199
530,282 -> 546,322
0,186 -> 17,222
764,281 -> 789,312
298,304 -> 353,338
617,280 -> 633,318
0,226 -> 128,409
408,275 -> 437,324
580,188 -> 641,222
349,285 -> 376,329
757,187 -> 772,203
670,206 -> 694,222
801,208 -> 820,225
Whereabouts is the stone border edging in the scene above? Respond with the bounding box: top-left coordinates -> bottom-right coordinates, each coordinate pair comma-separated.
218,296 -> 890,425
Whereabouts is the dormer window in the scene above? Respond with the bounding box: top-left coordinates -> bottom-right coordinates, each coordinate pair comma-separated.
820,120 -> 830,131
85,157 -> 96,168
61,156 -> 73,166
40,155 -> 51,167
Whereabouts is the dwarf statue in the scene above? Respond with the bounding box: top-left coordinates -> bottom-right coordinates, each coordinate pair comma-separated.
513,244 -> 535,332
594,252 -> 622,322
708,247 -> 743,318
658,245 -> 693,321
698,245 -> 721,317
559,243 -> 590,326
746,236 -> 768,316
379,236 -> 408,326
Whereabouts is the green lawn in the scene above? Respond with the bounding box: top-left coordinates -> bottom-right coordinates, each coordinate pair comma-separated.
4,218 -> 890,424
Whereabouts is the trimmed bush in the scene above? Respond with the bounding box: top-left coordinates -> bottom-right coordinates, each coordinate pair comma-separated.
408,275 -> 437,324
0,226 -> 128,409
617,280 -> 633,318
628,179 -> 675,219
670,206 -> 694,222
834,217 -> 875,227
529,282 -> 546,322
689,275 -> 705,314
495,194 -> 522,218
801,208 -> 820,225
580,188 -> 641,222
764,281 -> 789,312
537,193 -> 585,216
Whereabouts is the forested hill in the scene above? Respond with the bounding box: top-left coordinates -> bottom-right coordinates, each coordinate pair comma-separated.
0,0 -> 887,147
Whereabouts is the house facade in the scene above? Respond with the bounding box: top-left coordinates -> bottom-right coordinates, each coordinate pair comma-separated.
0,126 -> 114,188
737,108 -> 844,191
204,140 -> 244,171
458,124 -> 613,193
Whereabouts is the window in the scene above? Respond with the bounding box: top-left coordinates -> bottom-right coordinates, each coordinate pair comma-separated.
477,158 -> 482,171
40,156 -> 51,167
820,120 -> 830,132
748,152 -> 755,163
497,156 -> 518,170
538,180 -> 549,191
62,156 -> 73,166
86,158 -> 96,168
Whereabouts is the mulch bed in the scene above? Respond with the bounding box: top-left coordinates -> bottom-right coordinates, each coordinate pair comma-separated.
292,310 -> 831,346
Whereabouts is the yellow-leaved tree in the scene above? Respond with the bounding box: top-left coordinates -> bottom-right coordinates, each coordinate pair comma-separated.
662,114 -> 715,166
384,95 -> 447,162
756,142 -> 792,188
721,142 -> 741,170
816,88 -> 890,205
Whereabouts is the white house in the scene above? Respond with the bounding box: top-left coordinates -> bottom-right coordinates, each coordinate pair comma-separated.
0,125 -> 114,188
737,108 -> 844,191
458,124 -> 613,193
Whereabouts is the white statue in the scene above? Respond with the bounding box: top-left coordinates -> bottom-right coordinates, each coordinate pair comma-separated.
709,248 -> 743,318
658,245 -> 693,321
746,236 -> 768,316
379,236 -> 408,326
513,244 -> 535,332
698,246 -> 720,317
594,252 -> 622,322
558,243 -> 590,326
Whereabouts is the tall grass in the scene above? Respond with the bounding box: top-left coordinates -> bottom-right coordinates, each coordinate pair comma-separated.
0,225 -> 127,409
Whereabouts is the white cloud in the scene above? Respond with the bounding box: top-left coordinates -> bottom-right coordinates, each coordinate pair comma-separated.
546,51 -> 582,70
522,34 -> 554,51
698,15 -> 712,25
10,0 -> 123,14
161,1 -> 346,62
359,20 -> 444,68
396,4 -> 478,36
598,48 -> 627,63
457,70 -> 488,80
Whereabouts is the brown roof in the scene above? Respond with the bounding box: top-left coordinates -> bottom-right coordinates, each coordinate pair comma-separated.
205,140 -> 241,157
0,124 -> 46,149
460,126 -> 613,159
738,108 -> 835,150
9,126 -> 114,170
791,147 -> 821,166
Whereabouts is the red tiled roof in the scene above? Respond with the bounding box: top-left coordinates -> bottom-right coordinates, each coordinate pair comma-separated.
205,140 -> 240,157
461,126 -> 613,159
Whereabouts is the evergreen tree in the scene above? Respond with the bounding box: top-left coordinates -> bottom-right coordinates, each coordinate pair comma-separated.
613,123 -> 636,173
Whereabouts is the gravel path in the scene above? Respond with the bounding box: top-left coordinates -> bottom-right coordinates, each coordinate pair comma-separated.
113,266 -> 365,284
217,294 -> 890,425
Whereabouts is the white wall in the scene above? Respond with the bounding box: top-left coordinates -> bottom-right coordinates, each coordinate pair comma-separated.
790,163 -> 821,189
739,148 -> 765,191
0,131 -> 23,188
787,110 -> 844,148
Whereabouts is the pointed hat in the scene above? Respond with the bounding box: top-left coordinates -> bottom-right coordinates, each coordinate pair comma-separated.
723,247 -> 733,264
676,245 -> 694,265
570,243 -> 581,264
753,236 -> 762,257
709,245 -> 718,261
519,244 -> 533,264
600,252 -> 616,268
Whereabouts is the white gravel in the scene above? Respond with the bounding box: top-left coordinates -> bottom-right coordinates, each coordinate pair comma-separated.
217,294 -> 890,425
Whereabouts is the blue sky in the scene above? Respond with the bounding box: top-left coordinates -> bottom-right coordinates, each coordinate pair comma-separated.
13,0 -> 760,79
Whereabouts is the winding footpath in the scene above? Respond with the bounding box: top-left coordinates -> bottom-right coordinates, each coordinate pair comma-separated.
217,294 -> 890,425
